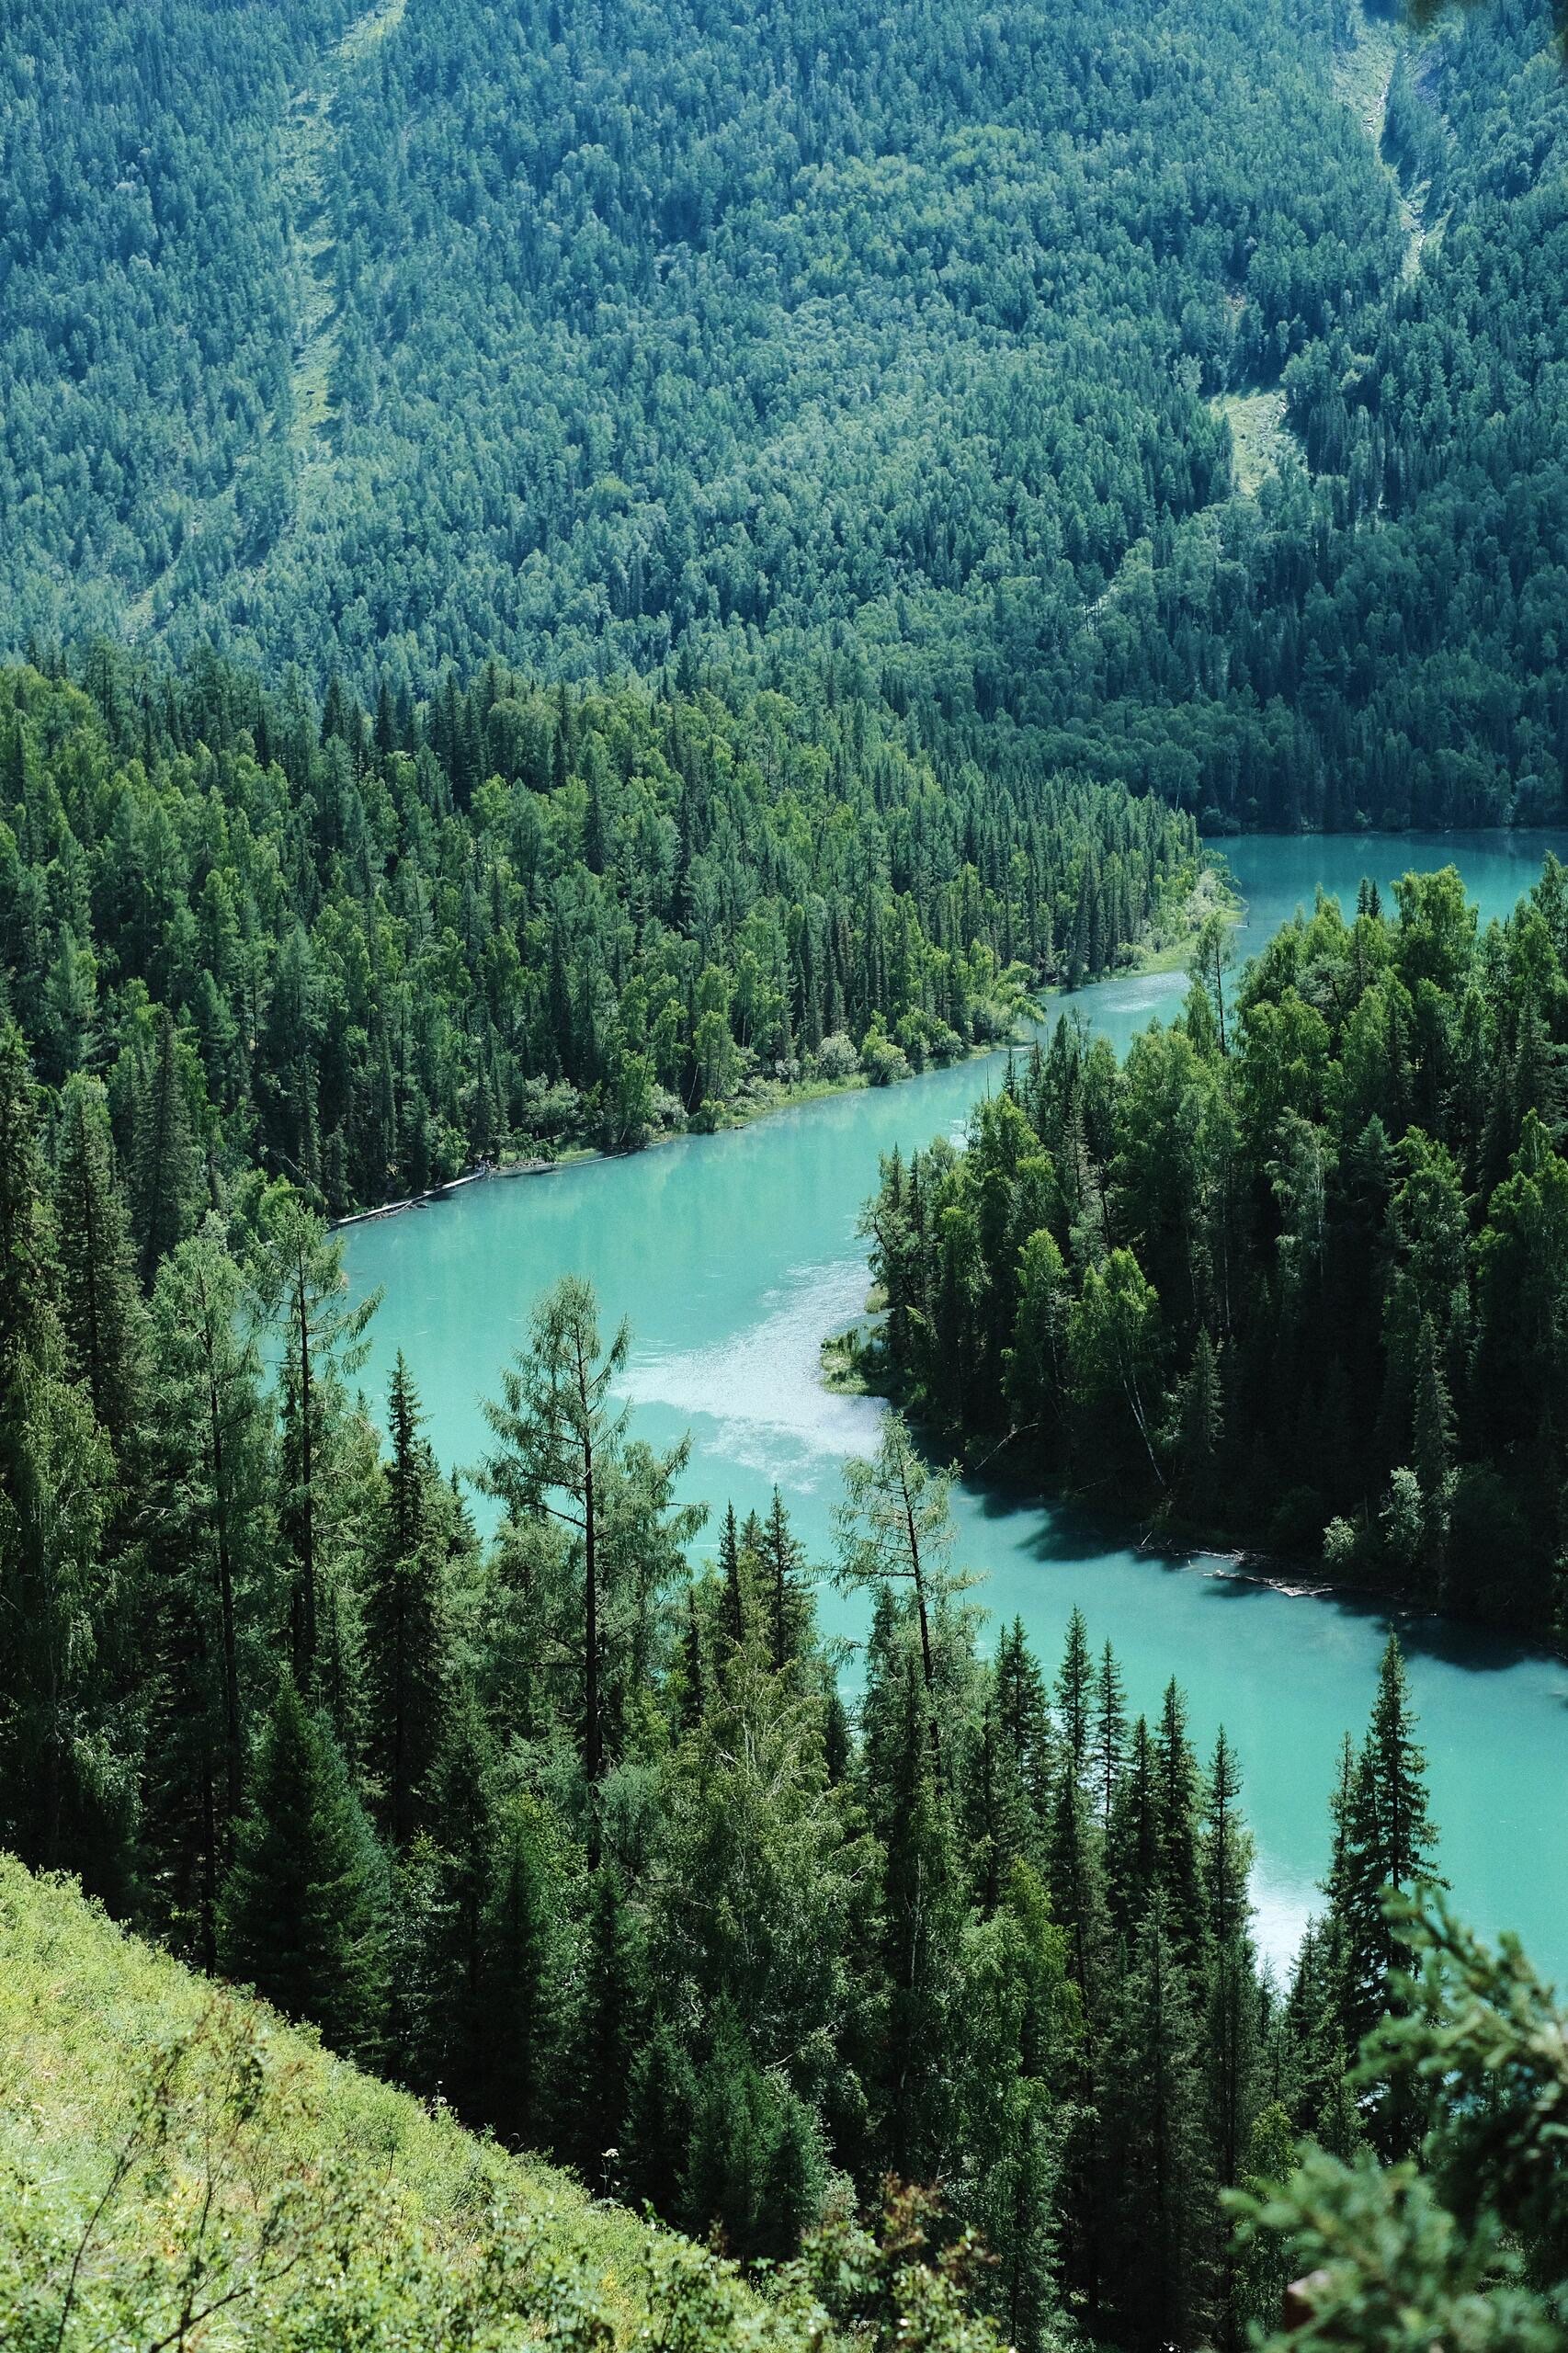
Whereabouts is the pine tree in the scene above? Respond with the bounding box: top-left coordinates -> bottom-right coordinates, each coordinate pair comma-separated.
1107,1713 -> 1163,1938
1201,1734 -> 1261,2350
965,1681 -> 1030,1914
52,1073 -> 144,1450
879,1656 -> 963,2178
218,1677 -> 387,2060
425,1694 -> 496,2116
256,1186 -> 379,1688
363,1356 -> 447,1847
0,1017 -> 60,1388
1155,1677 -> 1206,1966
1333,1636 -> 1442,2153
1055,1606 -> 1093,1782
142,1228 -> 273,1959
565,1859 -> 649,2188
717,1500 -> 746,1654
0,1025 -> 126,1889
1047,1751 -> 1108,2025
994,1619 -> 1054,1845
763,1485 -> 806,1672
1101,1903 -> 1212,2351
1090,1640 -> 1127,1837
679,2018 -> 825,2261
481,1793 -> 563,2144
131,1007 -> 201,1285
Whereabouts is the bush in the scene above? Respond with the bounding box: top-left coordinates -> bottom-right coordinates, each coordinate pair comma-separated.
814,1034 -> 859,1083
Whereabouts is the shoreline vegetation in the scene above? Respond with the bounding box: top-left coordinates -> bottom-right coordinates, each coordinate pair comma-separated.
334,864 -> 1246,1229
856,855 -> 1568,1645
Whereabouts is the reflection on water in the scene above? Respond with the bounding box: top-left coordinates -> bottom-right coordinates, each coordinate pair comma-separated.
347,832 -> 1568,1982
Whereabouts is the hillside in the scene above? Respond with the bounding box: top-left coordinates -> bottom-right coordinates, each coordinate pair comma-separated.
0,1853 -> 985,2353
4,0 -> 1567,826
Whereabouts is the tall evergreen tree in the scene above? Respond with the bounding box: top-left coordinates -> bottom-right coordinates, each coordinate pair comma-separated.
255,1186 -> 379,1687
218,1677 -> 387,2060
52,1073 -> 144,1451
131,1007 -> 201,1285
141,1226 -> 273,1959
363,1355 -> 447,1847
1101,1903 -> 1212,2352
1332,1635 -> 1443,2153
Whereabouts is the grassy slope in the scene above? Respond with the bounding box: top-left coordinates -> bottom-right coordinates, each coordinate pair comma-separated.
0,1856 -> 792,2350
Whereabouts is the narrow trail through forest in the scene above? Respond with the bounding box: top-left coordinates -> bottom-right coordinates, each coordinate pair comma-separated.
1335,0 -> 1437,283
279,0 -> 408,485
122,0 -> 407,639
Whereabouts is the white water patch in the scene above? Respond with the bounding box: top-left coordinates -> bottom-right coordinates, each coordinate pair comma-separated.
623,1255 -> 884,1483
1250,1859 -> 1320,1978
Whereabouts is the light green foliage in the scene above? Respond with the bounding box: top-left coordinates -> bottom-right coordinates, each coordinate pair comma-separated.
0,1855 -> 872,2353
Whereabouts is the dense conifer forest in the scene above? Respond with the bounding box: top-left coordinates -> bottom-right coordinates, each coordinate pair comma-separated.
862,865 -> 1568,1633
6,0 -> 1568,2344
0,963 -> 1553,2342
4,0 -> 1568,826
0,649 -> 1198,1212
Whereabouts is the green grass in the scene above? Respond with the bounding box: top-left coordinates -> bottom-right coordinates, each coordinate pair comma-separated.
0,1857 -> 801,2351
1210,390 -> 1294,496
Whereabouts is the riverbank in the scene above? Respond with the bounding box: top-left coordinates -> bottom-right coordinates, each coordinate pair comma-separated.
337,826 -> 1568,1981
331,863 -> 1242,1233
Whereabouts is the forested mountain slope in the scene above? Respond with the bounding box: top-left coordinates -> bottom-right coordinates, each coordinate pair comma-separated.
6,0 -> 1565,827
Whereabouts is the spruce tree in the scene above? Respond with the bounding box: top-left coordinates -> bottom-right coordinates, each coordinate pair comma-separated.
363,1355 -> 447,1847
1090,1639 -> 1127,1837
994,1618 -> 1054,1844
1333,1635 -> 1442,2153
1155,1677 -> 1206,1966
218,1677 -> 387,2060
1101,1903 -> 1212,2352
131,1006 -> 201,1285
425,1693 -> 497,2115
1108,1713 -> 1163,1938
255,1186 -> 380,1688
762,1484 -> 806,1672
565,1859 -> 649,2188
141,1226 -> 272,1952
52,1072 -> 144,1450
481,1793 -> 564,2144
878,1655 -> 963,2178
1055,1606 -> 1093,1782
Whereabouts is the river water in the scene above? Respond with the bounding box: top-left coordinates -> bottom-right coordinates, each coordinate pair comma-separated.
345,831 -> 1568,1979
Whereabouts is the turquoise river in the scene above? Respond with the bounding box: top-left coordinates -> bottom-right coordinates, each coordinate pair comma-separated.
345,831 -> 1568,1980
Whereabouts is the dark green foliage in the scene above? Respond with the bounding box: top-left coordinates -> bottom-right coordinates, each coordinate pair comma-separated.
6,0 -> 1566,844
363,1355 -> 448,1847
1239,1894 -> 1568,2352
51,1075 -> 144,1450
868,864 -> 1568,1632
140,1225 -> 274,1963
218,1677 -> 388,2059
0,657 -> 1196,1221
